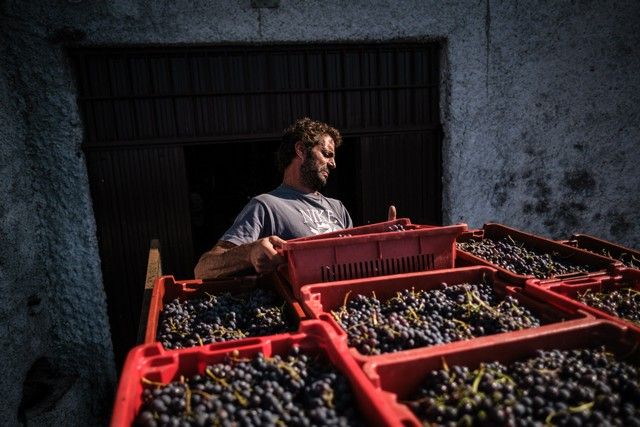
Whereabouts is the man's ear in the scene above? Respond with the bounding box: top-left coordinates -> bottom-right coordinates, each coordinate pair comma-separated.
294,142 -> 305,160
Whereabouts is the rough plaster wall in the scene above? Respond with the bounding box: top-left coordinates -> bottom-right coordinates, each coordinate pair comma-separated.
255,0 -> 639,246
1,0 -> 639,425
464,0 -> 640,245
0,15 -> 50,426
1,3 -> 115,426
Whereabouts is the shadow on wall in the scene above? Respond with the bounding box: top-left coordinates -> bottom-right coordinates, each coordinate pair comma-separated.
17,357 -> 78,425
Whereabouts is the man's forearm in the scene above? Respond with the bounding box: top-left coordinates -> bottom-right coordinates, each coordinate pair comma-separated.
194,243 -> 253,279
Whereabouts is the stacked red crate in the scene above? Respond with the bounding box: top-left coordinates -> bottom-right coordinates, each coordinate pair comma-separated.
524,268 -> 640,334
298,266 -> 593,365
562,233 -> 640,272
281,218 -> 467,299
456,223 -> 622,285
111,321 -> 410,427
360,320 -> 640,426
143,273 -> 306,346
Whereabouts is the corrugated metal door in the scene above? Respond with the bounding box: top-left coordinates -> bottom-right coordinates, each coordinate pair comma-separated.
71,43 -> 441,367
84,147 -> 192,369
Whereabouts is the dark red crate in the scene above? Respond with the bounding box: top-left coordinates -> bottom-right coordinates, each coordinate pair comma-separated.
111,321 -> 408,427
287,218 -> 420,242
144,272 -> 306,346
456,223 -> 621,285
524,268 -> 640,333
299,266 -> 590,364
282,219 -> 467,299
361,320 -> 640,427
564,233 -> 640,271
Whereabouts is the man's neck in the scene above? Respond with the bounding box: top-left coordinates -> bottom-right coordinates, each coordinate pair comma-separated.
281,179 -> 317,195
282,167 -> 317,194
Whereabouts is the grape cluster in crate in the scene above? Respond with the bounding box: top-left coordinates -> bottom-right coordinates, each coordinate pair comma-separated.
113,221 -> 640,427
457,236 -> 591,279
135,348 -> 364,427
576,284 -> 640,326
158,289 -> 294,349
588,250 -> 640,269
331,282 -> 541,355
406,346 -> 640,426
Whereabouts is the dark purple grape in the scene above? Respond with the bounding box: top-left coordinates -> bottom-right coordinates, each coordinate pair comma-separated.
134,348 -> 365,426
576,284 -> 640,326
457,236 -> 592,279
158,288 -> 294,349
407,346 -> 640,426
332,282 -> 541,355
576,246 -> 640,270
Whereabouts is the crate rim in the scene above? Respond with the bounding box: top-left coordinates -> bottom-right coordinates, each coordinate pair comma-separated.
284,222 -> 467,251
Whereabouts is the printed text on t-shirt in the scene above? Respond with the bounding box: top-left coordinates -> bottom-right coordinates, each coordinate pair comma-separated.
298,209 -> 342,234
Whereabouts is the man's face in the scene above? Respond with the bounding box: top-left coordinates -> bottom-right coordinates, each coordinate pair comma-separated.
300,134 -> 336,192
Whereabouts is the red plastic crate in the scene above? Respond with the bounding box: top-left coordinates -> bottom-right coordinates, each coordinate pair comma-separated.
282,219 -> 467,298
564,233 -> 640,271
299,266 -> 590,364
524,268 -> 640,333
288,218 -> 429,242
111,321 -> 409,427
456,223 -> 621,285
361,320 -> 640,427
144,272 -> 306,346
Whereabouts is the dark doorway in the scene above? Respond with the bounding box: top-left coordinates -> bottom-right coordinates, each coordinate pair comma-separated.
184,140 -> 281,259
185,136 -> 362,261
71,42 -> 442,369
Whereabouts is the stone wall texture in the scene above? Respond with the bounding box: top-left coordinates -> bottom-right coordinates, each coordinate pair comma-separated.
1,0 -> 638,425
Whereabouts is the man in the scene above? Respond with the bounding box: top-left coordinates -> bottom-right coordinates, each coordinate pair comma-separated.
194,117 -> 395,279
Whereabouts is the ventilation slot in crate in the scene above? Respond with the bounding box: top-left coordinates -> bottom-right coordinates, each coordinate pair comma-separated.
320,253 -> 435,282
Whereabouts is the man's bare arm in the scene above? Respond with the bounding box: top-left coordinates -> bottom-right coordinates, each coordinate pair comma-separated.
194,236 -> 286,279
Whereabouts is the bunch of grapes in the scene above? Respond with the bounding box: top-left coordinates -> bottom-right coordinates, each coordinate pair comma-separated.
386,224 -> 405,232
582,247 -> 640,269
332,282 -> 542,355
158,288 -> 294,349
457,236 -> 592,279
614,252 -> 640,269
135,347 -> 364,427
576,284 -> 640,326
406,346 -> 640,426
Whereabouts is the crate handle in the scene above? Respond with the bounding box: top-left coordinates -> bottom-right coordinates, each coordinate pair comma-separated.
557,276 -> 602,286
552,271 -> 593,280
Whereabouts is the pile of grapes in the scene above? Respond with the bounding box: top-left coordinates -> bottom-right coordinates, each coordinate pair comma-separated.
331,282 -> 542,355
406,346 -> 640,426
158,288 -> 294,349
613,252 -> 640,269
337,223 -> 405,238
580,247 -> 640,269
457,236 -> 591,279
135,348 -> 364,427
576,284 -> 640,326
386,223 -> 406,232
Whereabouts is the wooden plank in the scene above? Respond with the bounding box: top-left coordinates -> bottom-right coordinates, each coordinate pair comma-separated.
136,239 -> 162,344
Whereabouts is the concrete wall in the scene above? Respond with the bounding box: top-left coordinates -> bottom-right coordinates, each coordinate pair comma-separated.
469,1 -> 640,243
1,3 -> 116,426
1,0 -> 638,425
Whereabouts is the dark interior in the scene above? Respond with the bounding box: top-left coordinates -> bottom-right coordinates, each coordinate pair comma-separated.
184,137 -> 361,261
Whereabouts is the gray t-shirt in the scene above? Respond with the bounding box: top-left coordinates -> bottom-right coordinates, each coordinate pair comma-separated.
220,184 -> 353,245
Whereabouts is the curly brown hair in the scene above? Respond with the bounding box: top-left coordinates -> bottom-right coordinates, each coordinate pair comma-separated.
276,117 -> 342,173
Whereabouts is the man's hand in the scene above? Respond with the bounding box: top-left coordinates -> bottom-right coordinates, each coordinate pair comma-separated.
194,236 -> 286,279
248,236 -> 286,273
388,205 -> 397,221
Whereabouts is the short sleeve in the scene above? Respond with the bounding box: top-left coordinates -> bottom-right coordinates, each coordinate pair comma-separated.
342,203 -> 353,228
219,199 -> 270,245
344,205 -> 354,228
